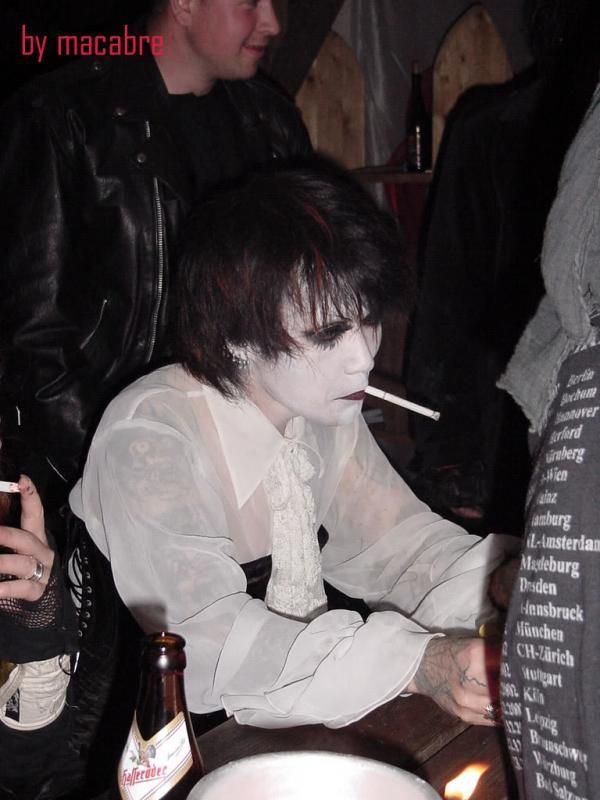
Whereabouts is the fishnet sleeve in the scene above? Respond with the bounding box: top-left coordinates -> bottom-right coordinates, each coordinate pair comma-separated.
0,538 -> 79,664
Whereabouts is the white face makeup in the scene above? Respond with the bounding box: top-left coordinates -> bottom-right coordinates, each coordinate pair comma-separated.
245,300 -> 381,432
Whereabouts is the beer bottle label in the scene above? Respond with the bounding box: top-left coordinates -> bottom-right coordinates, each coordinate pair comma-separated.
118,712 -> 193,800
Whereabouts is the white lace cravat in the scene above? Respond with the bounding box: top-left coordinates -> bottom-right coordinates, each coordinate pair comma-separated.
264,441 -> 327,621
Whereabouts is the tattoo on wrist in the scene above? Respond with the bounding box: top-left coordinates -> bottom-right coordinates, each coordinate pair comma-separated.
414,637 -> 484,704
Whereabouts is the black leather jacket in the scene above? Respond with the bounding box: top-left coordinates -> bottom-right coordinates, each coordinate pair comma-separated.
0,54 -> 311,492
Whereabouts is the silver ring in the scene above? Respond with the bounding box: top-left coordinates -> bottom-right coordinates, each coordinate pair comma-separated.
28,559 -> 45,583
483,702 -> 500,721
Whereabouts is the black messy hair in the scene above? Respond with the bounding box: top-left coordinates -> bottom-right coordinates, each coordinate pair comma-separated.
174,161 -> 410,396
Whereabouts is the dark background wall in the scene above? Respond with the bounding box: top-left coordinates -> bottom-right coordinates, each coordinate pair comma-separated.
0,1 -> 155,99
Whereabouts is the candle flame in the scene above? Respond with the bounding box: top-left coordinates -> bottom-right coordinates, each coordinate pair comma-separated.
444,763 -> 488,799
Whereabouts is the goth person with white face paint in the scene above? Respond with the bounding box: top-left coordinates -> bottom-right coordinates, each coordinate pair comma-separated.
70,165 -> 514,732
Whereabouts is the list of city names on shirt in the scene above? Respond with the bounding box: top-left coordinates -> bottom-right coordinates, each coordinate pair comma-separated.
502,348 -> 600,800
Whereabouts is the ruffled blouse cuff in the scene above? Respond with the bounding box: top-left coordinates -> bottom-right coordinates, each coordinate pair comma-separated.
220,610 -> 441,729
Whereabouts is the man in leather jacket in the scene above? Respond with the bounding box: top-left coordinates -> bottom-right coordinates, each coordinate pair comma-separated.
0,0 -> 312,512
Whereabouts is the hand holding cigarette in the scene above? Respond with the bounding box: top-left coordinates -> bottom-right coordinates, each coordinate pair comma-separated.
0,475 -> 51,600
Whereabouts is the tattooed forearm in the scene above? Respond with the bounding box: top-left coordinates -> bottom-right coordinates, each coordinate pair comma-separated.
411,638 -> 453,700
457,662 -> 486,689
410,637 -> 486,707
407,635 -> 499,725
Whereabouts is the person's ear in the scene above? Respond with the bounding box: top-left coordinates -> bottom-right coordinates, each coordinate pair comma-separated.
229,344 -> 251,370
167,0 -> 196,28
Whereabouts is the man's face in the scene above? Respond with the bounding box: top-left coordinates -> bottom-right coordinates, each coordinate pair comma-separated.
186,0 -> 280,84
246,300 -> 382,432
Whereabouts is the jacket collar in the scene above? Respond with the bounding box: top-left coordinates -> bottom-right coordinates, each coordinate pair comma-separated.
122,53 -> 194,195
99,53 -> 272,204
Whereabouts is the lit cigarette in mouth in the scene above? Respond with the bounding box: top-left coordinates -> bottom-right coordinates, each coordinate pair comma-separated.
0,481 -> 20,493
365,386 -> 440,421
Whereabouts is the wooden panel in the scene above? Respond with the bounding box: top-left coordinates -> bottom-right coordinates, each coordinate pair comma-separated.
266,0 -> 347,97
296,31 -> 365,169
432,3 -> 513,164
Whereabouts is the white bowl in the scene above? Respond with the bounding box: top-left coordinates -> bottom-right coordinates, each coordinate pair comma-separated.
188,751 -> 441,800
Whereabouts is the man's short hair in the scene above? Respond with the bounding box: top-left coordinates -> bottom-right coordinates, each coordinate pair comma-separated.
174,161 -> 411,396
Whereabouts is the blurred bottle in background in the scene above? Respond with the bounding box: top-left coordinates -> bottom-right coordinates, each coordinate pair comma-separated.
406,61 -> 432,172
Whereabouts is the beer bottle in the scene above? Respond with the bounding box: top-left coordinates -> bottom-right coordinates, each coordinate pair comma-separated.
406,61 -> 432,172
117,632 -> 204,799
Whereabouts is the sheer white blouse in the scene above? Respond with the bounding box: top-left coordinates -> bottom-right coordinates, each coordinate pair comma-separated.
70,365 -> 509,728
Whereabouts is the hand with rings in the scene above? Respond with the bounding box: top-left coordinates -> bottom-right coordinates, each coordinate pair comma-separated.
0,475 -> 53,602
483,702 -> 501,722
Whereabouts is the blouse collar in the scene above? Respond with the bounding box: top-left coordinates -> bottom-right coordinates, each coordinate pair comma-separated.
203,384 -> 306,509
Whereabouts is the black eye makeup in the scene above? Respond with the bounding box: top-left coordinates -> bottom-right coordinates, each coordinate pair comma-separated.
303,319 -> 353,350
299,304 -> 382,351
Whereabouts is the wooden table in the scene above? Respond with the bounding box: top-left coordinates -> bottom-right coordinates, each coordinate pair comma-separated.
352,165 -> 433,185
197,694 -> 518,799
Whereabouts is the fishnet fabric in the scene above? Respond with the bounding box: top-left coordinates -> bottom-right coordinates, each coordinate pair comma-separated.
0,557 -> 60,629
0,554 -> 78,664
